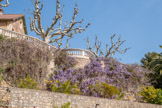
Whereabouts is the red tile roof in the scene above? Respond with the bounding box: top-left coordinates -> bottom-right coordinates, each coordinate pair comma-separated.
0,14 -> 24,21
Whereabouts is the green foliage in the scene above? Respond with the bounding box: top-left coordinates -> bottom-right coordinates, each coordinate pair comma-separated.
141,52 -> 160,69
8,61 -> 16,67
53,102 -> 72,108
0,68 -> 4,87
0,76 -> 2,86
155,90 -> 162,105
90,81 -> 122,99
0,68 -> 3,73
151,58 -> 162,88
160,45 -> 162,48
47,80 -> 80,94
116,89 -> 125,100
141,51 -> 162,89
139,86 -> 162,105
0,34 -> 7,40
0,99 -> 6,107
18,76 -> 38,89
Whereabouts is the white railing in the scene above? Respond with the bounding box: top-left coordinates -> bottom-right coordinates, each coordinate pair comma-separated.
0,28 -> 93,59
0,28 -> 57,53
63,48 -> 93,59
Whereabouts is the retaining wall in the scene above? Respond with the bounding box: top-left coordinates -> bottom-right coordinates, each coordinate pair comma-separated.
74,57 -> 90,69
0,87 -> 162,108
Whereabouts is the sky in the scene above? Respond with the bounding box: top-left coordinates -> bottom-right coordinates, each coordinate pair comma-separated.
2,0 -> 162,64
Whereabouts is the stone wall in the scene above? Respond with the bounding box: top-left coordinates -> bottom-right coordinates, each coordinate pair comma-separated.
46,56 -> 91,77
0,87 -> 10,108
74,57 -> 90,69
0,87 -> 162,108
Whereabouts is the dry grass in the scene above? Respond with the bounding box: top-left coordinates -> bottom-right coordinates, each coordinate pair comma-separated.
0,36 -> 52,88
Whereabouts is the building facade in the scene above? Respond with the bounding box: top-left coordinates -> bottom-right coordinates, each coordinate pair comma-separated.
0,9 -> 27,34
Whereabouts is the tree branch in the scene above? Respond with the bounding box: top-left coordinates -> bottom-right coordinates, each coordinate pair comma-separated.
28,0 -> 90,48
0,0 -> 9,7
87,34 -> 130,58
86,36 -> 99,57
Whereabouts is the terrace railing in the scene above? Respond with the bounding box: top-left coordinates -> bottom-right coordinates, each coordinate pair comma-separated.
0,28 -> 57,52
63,48 -> 93,59
0,28 -> 93,59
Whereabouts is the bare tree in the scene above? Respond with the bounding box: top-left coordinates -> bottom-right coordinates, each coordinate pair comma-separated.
0,0 -> 9,7
28,0 -> 90,48
86,34 -> 130,58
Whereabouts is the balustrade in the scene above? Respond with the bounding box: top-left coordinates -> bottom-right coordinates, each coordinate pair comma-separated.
63,49 -> 93,58
0,28 -> 93,59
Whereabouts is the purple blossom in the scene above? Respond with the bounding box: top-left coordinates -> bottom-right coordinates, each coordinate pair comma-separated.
47,57 -> 150,98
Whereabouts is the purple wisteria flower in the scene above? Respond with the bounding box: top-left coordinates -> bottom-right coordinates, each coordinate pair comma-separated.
47,57 -> 150,98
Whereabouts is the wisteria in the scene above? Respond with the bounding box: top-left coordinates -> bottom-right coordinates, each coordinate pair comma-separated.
54,50 -> 77,70
47,57 -> 150,99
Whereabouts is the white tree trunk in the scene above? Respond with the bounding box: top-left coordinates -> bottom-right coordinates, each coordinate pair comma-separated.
43,36 -> 50,44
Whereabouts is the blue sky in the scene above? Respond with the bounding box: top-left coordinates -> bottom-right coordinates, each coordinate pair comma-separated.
2,0 -> 162,64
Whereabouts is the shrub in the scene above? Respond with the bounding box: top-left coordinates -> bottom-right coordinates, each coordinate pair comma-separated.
18,76 -> 38,89
0,68 -> 4,87
141,52 -> 162,89
47,79 -> 80,94
53,102 -> 72,108
0,34 -> 7,40
155,90 -> 162,105
90,81 -> 123,99
139,86 -> 162,105
0,76 -> 2,87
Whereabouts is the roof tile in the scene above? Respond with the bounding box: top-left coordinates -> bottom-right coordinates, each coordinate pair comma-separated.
0,14 -> 24,21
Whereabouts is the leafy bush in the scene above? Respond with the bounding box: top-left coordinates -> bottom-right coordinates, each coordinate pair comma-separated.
18,76 -> 38,89
141,51 -> 162,89
0,34 -> 7,40
139,86 -> 162,105
0,76 -> 2,87
0,68 -> 4,87
47,79 -> 80,94
155,91 -> 162,105
149,57 -> 162,89
90,81 -> 123,99
53,102 -> 72,108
